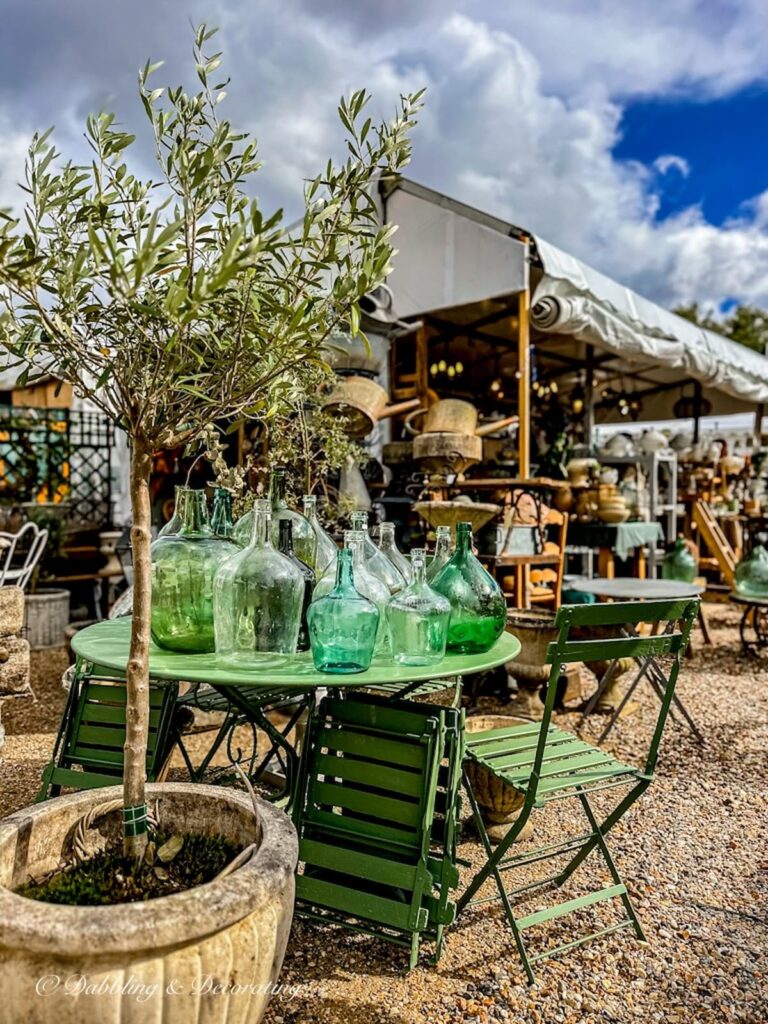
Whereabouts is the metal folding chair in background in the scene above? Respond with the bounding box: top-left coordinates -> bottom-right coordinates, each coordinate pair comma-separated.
458,597 -> 699,983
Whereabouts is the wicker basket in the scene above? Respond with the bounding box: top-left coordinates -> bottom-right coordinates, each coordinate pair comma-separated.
465,714 -> 529,823
23,588 -> 70,650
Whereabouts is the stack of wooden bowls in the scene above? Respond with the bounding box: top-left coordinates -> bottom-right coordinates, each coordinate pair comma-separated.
596,484 -> 630,524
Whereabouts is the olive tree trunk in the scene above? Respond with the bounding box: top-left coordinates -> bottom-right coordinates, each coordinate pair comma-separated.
123,441 -> 153,860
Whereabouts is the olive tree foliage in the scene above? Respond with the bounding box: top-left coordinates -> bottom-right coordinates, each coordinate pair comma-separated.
0,23 -> 422,858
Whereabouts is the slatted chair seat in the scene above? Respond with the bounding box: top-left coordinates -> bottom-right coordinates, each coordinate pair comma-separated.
467,722 -> 639,804
459,597 -> 699,984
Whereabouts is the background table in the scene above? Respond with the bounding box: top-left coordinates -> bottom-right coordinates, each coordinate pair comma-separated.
729,592 -> 768,654
567,522 -> 665,579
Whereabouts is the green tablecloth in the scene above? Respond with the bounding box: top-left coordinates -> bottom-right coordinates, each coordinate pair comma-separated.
567,521 -> 664,561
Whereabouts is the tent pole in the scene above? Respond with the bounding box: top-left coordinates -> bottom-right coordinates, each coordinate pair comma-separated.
754,403 -> 764,450
517,289 -> 531,477
693,381 -> 702,443
415,322 -> 430,409
585,344 -> 595,450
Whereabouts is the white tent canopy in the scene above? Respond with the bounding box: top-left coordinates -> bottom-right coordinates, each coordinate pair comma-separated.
381,178 -> 768,416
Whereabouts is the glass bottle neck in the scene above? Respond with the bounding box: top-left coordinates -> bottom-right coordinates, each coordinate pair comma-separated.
249,501 -> 272,547
455,523 -> 472,555
303,496 -> 318,524
173,485 -> 188,522
278,518 -> 294,555
212,488 -> 233,527
179,490 -> 209,535
410,550 -> 427,585
335,548 -> 355,589
270,469 -> 287,509
434,528 -> 451,555
350,513 -> 369,536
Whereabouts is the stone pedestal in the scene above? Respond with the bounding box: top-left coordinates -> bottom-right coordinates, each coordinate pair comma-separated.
0,587 -> 30,697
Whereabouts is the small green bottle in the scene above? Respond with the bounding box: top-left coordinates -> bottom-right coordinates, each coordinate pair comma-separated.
307,548 -> 379,673
431,521 -> 506,654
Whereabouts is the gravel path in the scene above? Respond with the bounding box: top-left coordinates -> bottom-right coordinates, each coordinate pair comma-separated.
1,608 -> 766,1023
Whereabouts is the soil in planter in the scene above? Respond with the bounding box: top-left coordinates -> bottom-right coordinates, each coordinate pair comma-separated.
16,831 -> 241,906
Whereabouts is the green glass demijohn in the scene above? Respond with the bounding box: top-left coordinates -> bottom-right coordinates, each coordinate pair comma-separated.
214,499 -> 304,660
350,510 -> 405,594
426,524 -> 452,583
277,518 -> 315,652
302,494 -> 338,576
377,521 -> 412,583
735,543 -> 768,597
430,521 -> 507,654
387,549 -> 450,666
307,548 -> 379,673
157,484 -> 188,538
151,489 -> 237,653
210,486 -> 235,539
661,536 -> 697,583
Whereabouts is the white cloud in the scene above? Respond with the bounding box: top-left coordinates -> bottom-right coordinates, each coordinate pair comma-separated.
1,1 -> 768,313
653,154 -> 690,177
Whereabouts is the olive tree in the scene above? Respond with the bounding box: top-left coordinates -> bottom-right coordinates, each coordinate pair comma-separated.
0,25 -> 421,858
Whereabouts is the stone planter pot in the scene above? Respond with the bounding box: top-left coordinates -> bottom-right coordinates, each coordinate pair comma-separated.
0,782 -> 298,1024
504,609 -> 559,720
23,588 -> 70,650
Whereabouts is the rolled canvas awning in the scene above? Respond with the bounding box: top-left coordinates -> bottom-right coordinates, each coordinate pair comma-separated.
531,237 -> 768,406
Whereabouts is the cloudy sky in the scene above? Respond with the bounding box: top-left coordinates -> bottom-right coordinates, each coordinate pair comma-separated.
1,0 -> 768,313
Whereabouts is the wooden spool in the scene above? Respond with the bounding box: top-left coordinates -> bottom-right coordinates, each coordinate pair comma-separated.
412,431 -> 482,474
322,377 -> 420,438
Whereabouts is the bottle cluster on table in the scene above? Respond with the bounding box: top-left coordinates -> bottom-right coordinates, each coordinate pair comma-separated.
149,469 -> 507,673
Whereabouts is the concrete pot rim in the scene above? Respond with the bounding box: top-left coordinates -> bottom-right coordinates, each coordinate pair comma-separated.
0,782 -> 298,957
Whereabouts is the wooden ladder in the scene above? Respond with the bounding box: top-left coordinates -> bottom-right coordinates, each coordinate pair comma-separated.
692,499 -> 736,586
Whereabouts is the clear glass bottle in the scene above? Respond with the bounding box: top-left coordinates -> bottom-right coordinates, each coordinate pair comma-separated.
277,518 -> 315,652
157,484 -> 188,538
431,521 -> 507,654
387,549 -> 450,666
151,489 -> 237,653
210,486 -> 235,539
270,468 -> 317,570
426,525 -> 452,583
350,510 -> 405,594
377,522 -> 412,583
303,494 -> 337,576
735,544 -> 768,597
307,548 -> 379,673
214,499 -> 304,660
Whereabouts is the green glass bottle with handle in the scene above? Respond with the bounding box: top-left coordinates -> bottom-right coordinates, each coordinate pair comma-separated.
430,521 -> 506,654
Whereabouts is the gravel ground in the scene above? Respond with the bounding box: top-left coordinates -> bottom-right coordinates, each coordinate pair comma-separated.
1,607 -> 766,1023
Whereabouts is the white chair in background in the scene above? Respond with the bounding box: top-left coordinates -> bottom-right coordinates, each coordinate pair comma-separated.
0,521 -> 49,591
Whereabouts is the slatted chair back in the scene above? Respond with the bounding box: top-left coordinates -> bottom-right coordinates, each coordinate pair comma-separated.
538,598 -> 699,784
38,671 -> 179,798
295,694 -> 461,967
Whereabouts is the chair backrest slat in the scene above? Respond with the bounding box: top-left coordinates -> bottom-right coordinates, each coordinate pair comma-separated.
553,598 -> 695,629
547,631 -> 685,665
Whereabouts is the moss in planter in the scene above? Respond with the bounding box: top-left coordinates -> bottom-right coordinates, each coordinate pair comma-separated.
16,832 -> 241,906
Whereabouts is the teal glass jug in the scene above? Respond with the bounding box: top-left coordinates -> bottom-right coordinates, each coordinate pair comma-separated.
151,489 -> 237,653
214,499 -> 304,659
431,521 -> 507,654
735,543 -> 768,597
307,548 -> 379,673
661,536 -> 697,583
387,549 -> 450,666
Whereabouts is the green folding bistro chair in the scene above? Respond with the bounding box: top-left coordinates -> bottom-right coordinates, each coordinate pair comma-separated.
294,693 -> 464,968
458,597 -> 699,983
37,662 -> 181,800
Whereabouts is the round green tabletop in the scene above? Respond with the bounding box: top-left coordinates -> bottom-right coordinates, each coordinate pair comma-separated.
71,619 -> 521,690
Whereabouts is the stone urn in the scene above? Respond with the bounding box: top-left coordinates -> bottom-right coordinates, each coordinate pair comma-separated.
465,715 -> 535,844
0,783 -> 298,1024
504,609 -> 560,719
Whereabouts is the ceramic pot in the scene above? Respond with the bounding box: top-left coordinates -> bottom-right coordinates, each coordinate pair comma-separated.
639,428 -> 669,454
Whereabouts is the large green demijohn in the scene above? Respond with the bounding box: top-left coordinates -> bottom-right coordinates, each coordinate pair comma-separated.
430,521 -> 506,654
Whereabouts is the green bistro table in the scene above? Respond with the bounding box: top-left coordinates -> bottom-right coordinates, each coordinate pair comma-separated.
49,618 -> 520,806
730,592 -> 768,655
